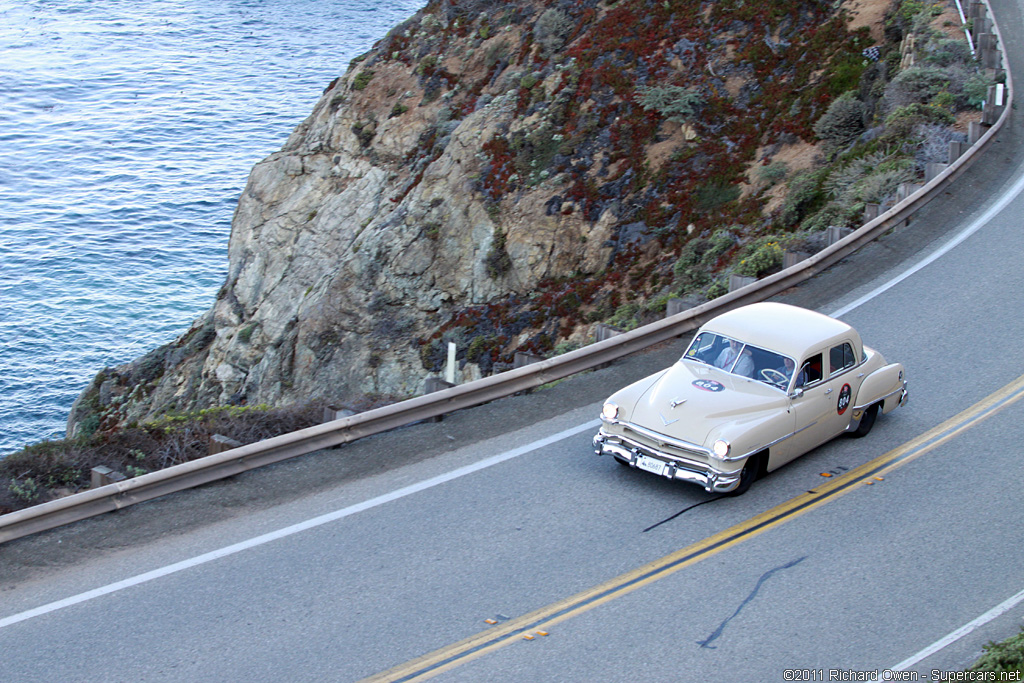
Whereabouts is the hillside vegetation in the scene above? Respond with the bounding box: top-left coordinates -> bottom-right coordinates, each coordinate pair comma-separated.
5,0 -> 998,511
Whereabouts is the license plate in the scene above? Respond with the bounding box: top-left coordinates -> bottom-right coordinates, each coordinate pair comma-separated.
635,454 -> 666,476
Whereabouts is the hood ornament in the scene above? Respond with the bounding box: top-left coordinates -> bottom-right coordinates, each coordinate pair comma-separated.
669,397 -> 687,409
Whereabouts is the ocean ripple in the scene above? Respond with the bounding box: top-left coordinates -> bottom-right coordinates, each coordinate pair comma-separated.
0,0 -> 425,454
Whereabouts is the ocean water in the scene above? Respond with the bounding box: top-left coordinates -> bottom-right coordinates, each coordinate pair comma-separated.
0,0 -> 425,455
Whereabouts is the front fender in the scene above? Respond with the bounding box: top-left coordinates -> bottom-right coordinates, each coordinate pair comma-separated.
707,410 -> 795,472
856,363 -> 907,414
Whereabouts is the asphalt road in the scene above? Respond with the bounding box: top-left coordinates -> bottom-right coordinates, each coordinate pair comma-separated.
2,2 -> 1024,681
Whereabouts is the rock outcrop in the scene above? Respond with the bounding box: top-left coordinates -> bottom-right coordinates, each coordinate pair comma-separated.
70,0 -> 907,434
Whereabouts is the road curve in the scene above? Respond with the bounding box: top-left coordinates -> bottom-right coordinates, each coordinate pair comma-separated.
2,2 -> 1024,681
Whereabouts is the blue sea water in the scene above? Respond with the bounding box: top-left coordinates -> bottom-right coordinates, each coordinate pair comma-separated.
0,0 -> 425,455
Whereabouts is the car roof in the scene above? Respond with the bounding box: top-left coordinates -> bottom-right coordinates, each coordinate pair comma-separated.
701,302 -> 861,359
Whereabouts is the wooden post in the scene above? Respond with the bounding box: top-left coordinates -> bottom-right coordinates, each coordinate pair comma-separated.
91,466 -> 127,489
728,274 -> 756,291
209,434 -> 243,455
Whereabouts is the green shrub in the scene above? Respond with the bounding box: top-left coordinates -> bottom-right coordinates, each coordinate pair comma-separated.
673,238 -> 710,275
695,180 -> 740,210
779,169 -> 828,228
484,229 -> 512,279
963,72 -> 996,109
706,278 -> 728,300
923,38 -> 973,67
534,8 -> 572,55
606,303 -> 641,331
885,66 -> 950,109
352,70 -> 375,91
813,91 -> 866,150
968,626 -> 1024,675
757,162 -> 789,188
237,323 -> 257,344
883,103 -> 954,141
635,85 -> 704,123
9,478 -> 40,503
735,240 -> 784,278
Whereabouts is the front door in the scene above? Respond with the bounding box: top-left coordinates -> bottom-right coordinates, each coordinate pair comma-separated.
785,350 -> 853,461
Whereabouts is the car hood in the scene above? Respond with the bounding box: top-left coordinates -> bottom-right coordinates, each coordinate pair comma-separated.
622,361 -> 789,445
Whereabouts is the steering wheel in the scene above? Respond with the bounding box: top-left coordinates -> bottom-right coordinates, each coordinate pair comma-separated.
760,368 -> 789,386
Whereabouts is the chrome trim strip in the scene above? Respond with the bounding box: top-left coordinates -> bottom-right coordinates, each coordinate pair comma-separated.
852,382 -> 907,412
593,430 -> 741,493
601,417 -> 713,459
740,421 -> 817,459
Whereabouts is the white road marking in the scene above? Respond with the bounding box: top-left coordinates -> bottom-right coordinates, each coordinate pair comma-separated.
829,163 -> 1024,319
891,587 -> 1024,670
0,419 -> 601,631
7,146 -> 1024,653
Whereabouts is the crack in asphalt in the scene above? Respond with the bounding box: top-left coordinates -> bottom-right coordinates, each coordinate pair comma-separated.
697,555 -> 808,649
642,496 -> 724,533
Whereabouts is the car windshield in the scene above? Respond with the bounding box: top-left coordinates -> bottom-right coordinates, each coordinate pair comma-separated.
682,331 -> 794,389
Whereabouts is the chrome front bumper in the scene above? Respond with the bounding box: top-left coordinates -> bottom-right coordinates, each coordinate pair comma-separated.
593,429 -> 741,493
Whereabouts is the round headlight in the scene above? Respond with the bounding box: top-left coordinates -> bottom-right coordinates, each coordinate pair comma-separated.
602,402 -> 619,420
712,439 -> 731,459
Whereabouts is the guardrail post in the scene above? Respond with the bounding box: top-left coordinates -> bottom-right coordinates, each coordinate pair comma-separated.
322,406 -> 356,423
826,226 -> 853,246
424,377 -> 456,421
925,162 -> 949,182
948,140 -> 967,163
728,274 -> 756,291
897,183 -> 923,201
783,251 -> 811,269
90,466 -> 126,489
593,324 -> 623,342
513,352 -> 545,392
513,352 -> 544,368
969,120 -> 986,144
209,434 -> 243,454
666,298 -> 686,317
979,33 -> 1001,71
863,203 -> 881,222
982,84 -> 1005,124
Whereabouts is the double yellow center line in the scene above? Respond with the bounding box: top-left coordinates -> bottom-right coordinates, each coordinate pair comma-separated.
361,373 -> 1024,682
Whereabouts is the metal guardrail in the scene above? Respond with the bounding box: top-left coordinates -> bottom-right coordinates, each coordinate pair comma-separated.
0,4 -> 1012,544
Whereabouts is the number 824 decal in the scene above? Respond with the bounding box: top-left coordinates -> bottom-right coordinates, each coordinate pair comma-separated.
837,383 -> 852,415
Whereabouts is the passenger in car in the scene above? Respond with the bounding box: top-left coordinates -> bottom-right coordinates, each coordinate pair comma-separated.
715,340 -> 754,377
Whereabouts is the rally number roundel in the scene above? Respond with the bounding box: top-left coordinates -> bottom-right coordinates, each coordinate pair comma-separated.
692,379 -> 725,393
837,383 -> 852,415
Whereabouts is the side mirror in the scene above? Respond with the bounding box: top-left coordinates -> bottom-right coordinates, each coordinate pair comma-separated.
789,387 -> 804,399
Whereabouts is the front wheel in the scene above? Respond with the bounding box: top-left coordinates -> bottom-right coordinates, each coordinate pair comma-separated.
725,452 -> 764,496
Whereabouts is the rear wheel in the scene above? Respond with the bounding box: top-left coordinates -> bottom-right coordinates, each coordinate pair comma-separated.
850,404 -> 878,438
725,452 -> 764,496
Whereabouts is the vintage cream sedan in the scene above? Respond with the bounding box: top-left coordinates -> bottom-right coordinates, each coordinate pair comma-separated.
593,302 -> 908,495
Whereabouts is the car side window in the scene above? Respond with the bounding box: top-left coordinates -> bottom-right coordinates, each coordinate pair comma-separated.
799,353 -> 823,387
829,342 -> 857,375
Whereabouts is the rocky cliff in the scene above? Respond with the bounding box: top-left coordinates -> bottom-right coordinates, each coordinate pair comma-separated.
72,0 -> 969,435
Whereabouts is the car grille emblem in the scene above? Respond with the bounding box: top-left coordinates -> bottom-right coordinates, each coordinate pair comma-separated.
659,412 -> 679,426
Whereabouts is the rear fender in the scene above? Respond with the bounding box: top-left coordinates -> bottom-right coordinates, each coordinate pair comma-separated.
856,363 -> 906,414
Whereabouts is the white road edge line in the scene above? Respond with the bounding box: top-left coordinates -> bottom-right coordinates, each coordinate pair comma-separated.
7,148 -> 1024,638
829,160 -> 1024,319
0,419 -> 601,631
891,587 -> 1024,671
839,160 -> 1024,668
